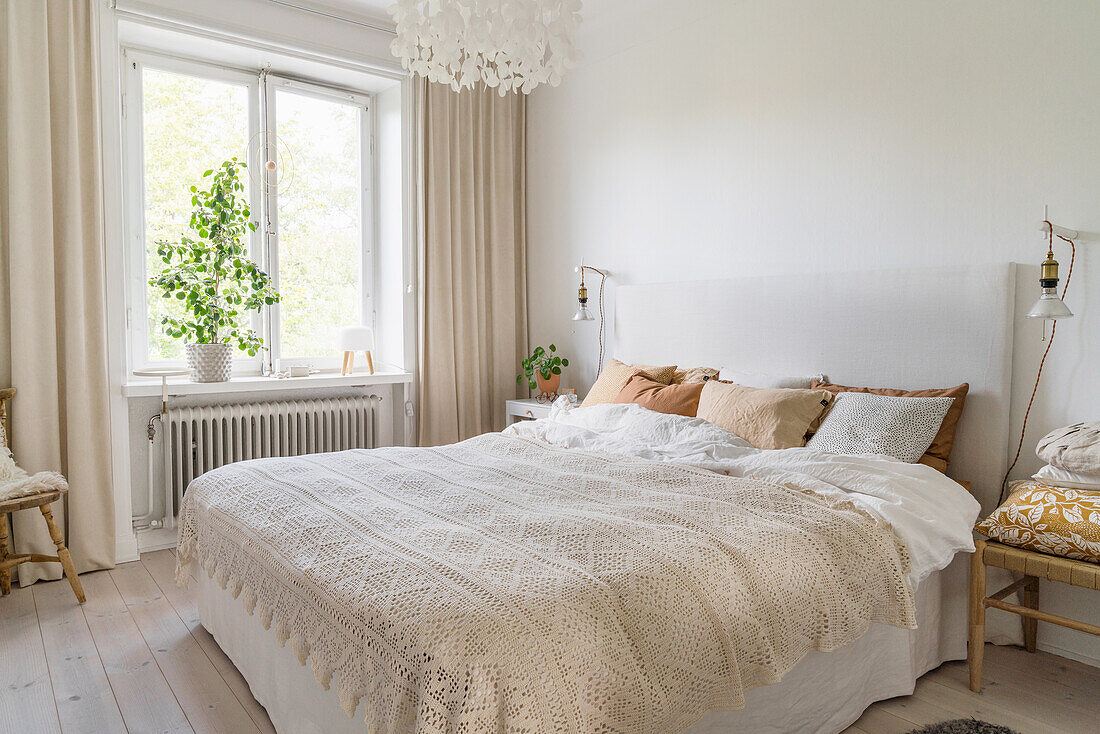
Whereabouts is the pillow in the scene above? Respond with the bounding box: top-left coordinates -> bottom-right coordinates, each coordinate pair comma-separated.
811,381 -> 969,470
696,381 -> 832,450
671,366 -> 719,384
614,373 -> 705,417
1037,422 -> 1100,475
806,392 -> 954,463
718,369 -> 826,390
1033,464 -> 1100,490
582,359 -> 677,407
917,454 -> 949,474
975,480 -> 1100,564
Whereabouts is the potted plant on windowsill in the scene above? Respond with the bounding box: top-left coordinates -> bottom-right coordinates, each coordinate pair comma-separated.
149,158 -> 280,383
517,344 -> 569,401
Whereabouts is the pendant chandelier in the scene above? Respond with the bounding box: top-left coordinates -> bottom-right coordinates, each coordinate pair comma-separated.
389,0 -> 582,95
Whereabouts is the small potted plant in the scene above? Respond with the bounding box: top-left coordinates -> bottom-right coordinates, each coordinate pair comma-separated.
517,344 -> 569,400
149,158 -> 280,382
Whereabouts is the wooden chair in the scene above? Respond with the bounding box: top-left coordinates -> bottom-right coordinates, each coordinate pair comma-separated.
0,387 -> 85,603
968,537 -> 1100,692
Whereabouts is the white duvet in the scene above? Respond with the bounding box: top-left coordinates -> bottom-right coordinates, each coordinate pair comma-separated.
504,400 -> 981,582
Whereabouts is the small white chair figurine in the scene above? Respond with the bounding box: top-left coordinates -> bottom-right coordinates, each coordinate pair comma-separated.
338,326 -> 375,376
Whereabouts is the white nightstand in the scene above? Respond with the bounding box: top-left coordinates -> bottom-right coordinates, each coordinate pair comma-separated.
506,398 -> 552,424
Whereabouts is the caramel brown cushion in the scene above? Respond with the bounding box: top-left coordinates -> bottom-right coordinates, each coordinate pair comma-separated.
697,381 -> 833,450
810,381 -> 969,471
582,359 -> 677,407
614,373 -> 705,417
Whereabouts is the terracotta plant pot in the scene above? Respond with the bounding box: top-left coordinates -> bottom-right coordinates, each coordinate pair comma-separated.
535,371 -> 561,400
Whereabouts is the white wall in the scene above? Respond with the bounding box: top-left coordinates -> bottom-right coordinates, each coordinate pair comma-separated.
528,0 -> 1100,665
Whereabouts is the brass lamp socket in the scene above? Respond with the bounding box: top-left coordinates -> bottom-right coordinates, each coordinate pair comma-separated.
1040,250 -> 1059,289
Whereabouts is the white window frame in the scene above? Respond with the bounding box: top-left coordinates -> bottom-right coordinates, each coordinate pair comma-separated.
121,49 -> 376,376
260,74 -> 374,372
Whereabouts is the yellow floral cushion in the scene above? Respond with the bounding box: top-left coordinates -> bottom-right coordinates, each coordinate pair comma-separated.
975,480 -> 1100,563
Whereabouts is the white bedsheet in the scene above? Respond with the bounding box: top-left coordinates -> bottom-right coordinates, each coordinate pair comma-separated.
504,401 -> 981,582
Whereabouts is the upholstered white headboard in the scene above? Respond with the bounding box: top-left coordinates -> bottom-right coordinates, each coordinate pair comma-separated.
614,264 -> 1015,512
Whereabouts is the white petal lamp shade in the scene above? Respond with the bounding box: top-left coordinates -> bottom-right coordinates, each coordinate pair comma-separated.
337,326 -> 375,351
388,0 -> 582,96
1026,289 -> 1073,319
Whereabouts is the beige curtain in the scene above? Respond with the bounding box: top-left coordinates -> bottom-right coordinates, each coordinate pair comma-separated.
0,0 -> 115,583
417,80 -> 527,446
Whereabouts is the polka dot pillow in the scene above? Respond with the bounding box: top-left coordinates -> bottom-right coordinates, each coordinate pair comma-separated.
806,392 -> 954,463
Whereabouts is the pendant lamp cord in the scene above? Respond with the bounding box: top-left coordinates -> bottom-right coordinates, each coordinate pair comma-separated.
999,221 -> 1076,503
579,266 -> 609,378
596,271 -> 607,376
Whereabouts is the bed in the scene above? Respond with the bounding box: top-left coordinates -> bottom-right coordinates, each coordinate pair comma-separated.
179,264 -> 1016,733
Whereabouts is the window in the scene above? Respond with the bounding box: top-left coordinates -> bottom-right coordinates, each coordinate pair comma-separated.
123,51 -> 373,373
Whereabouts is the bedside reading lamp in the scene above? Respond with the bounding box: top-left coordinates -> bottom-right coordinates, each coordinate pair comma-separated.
573,264 -> 609,377
1003,212 -> 1081,501
1024,221 -> 1077,321
338,326 -> 374,376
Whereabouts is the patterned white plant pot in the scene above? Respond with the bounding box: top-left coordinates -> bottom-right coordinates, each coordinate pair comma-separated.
186,343 -> 232,383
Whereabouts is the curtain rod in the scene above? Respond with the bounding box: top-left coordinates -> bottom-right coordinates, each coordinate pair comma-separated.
265,0 -> 397,34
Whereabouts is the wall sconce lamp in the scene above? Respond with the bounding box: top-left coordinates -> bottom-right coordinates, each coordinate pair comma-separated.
1025,216 -> 1078,321
1003,210 -> 1082,501
573,264 -> 609,376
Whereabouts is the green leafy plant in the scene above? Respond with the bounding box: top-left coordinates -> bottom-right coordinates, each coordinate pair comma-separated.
148,158 -> 279,355
517,344 -> 569,390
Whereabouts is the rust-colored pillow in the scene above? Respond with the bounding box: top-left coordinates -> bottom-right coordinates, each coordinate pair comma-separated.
614,373 -> 704,417
810,381 -> 969,471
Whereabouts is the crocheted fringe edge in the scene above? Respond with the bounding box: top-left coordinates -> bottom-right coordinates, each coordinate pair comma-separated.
175,538 -> 363,719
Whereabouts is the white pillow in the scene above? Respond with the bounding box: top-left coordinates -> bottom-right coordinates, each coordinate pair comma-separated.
717,369 -> 826,390
1033,464 -> 1100,490
1036,421 -> 1100,475
806,392 -> 954,463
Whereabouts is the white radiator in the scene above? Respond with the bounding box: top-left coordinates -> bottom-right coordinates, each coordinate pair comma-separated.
162,397 -> 377,523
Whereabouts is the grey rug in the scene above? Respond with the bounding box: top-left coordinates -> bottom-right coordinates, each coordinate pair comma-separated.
907,720 -> 1019,734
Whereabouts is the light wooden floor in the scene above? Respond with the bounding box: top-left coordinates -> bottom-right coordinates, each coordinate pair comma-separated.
1,551 -> 1096,734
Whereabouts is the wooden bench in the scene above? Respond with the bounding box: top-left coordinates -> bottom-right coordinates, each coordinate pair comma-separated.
968,537 -> 1100,692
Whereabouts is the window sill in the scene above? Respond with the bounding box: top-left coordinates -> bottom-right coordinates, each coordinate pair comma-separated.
121,368 -> 413,399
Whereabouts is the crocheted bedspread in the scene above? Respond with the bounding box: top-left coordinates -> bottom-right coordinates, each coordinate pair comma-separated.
176,433 -> 915,733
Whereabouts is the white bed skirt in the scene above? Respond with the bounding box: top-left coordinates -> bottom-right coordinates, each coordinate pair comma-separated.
197,555 -> 967,734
